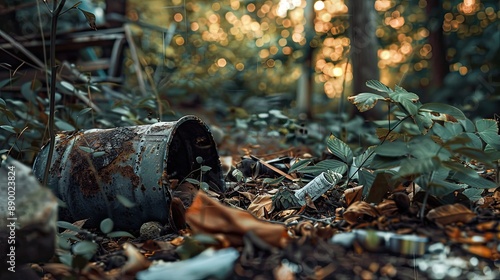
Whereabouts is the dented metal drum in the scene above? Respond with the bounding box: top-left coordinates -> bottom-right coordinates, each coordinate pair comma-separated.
33,115 -> 224,230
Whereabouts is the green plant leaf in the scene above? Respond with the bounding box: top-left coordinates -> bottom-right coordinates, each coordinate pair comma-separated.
57,234 -> 73,250
326,134 -> 353,164
414,113 -> 434,132
369,155 -> 403,169
92,151 -> 106,158
420,103 -> 466,120
299,159 -> 347,175
358,168 -> 376,190
366,80 -> 392,93
196,156 -> 204,164
375,141 -> 409,157
107,231 -> 135,238
464,133 -> 483,149
398,156 -> 441,178
347,93 -> 386,112
426,178 -> 463,196
452,147 -> 496,164
56,120 -> 75,131
100,218 -> 114,234
200,165 -> 212,172
263,176 -> 285,185
388,86 -> 420,116
444,122 -> 464,138
0,125 -> 16,134
409,136 -> 450,161
78,108 -> 93,116
78,146 -> 94,153
451,170 -> 497,189
200,182 -> 210,191
354,146 -> 376,167
116,194 -> 136,208
460,119 -> 475,133
72,241 -> 98,256
185,178 -> 200,185
0,78 -> 19,89
57,221 -> 82,232
442,135 -> 472,149
462,188 -> 483,202
58,252 -> 73,267
20,80 -> 42,105
0,108 -> 18,121
288,158 -> 312,173
432,123 -> 453,141
476,119 -> 500,150
111,107 -> 131,116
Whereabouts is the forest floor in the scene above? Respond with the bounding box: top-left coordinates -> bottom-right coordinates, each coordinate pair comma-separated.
33,145 -> 500,280
14,109 -> 500,280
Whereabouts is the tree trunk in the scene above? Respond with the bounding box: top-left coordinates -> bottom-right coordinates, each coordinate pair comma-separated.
425,0 -> 448,101
106,0 -> 127,28
348,1 -> 379,96
296,0 -> 315,119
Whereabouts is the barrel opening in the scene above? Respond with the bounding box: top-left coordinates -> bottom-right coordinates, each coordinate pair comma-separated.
166,119 -> 224,192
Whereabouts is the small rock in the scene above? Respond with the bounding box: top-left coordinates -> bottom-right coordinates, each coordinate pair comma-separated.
0,156 -> 58,277
140,221 -> 163,240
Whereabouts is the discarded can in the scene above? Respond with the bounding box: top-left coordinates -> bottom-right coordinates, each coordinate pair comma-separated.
294,170 -> 342,205
32,115 -> 224,230
351,229 -> 428,256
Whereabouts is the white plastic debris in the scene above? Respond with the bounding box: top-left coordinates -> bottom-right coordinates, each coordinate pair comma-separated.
136,247 -> 240,280
294,170 -> 342,205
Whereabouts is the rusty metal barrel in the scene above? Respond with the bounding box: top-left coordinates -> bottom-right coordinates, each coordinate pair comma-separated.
32,115 -> 224,230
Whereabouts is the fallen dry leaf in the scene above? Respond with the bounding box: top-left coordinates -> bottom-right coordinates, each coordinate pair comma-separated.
343,185 -> 363,206
426,203 -> 476,226
247,194 -> 274,218
39,263 -> 73,279
463,244 -> 498,260
186,191 -> 289,248
238,191 -> 256,201
121,243 -> 150,275
343,201 -> 380,225
376,199 -> 399,217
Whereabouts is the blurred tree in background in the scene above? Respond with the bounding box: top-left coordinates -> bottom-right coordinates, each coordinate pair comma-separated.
123,0 -> 498,119
1,0 -> 498,120
0,0 -> 498,162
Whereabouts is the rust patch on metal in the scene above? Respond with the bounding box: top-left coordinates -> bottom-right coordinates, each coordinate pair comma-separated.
69,148 -> 100,197
119,165 -> 140,188
49,132 -> 82,177
68,127 -> 137,197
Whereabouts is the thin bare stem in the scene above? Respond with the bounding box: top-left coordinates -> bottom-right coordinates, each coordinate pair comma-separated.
43,0 -> 67,187
346,114 -> 412,184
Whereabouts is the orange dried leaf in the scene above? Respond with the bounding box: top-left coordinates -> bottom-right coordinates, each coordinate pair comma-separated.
344,185 -> 363,206
343,201 -> 380,225
464,245 -> 494,259
426,203 -> 476,226
122,243 -> 150,275
247,194 -> 274,219
186,191 -> 289,248
376,199 -> 398,217
170,236 -> 185,246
